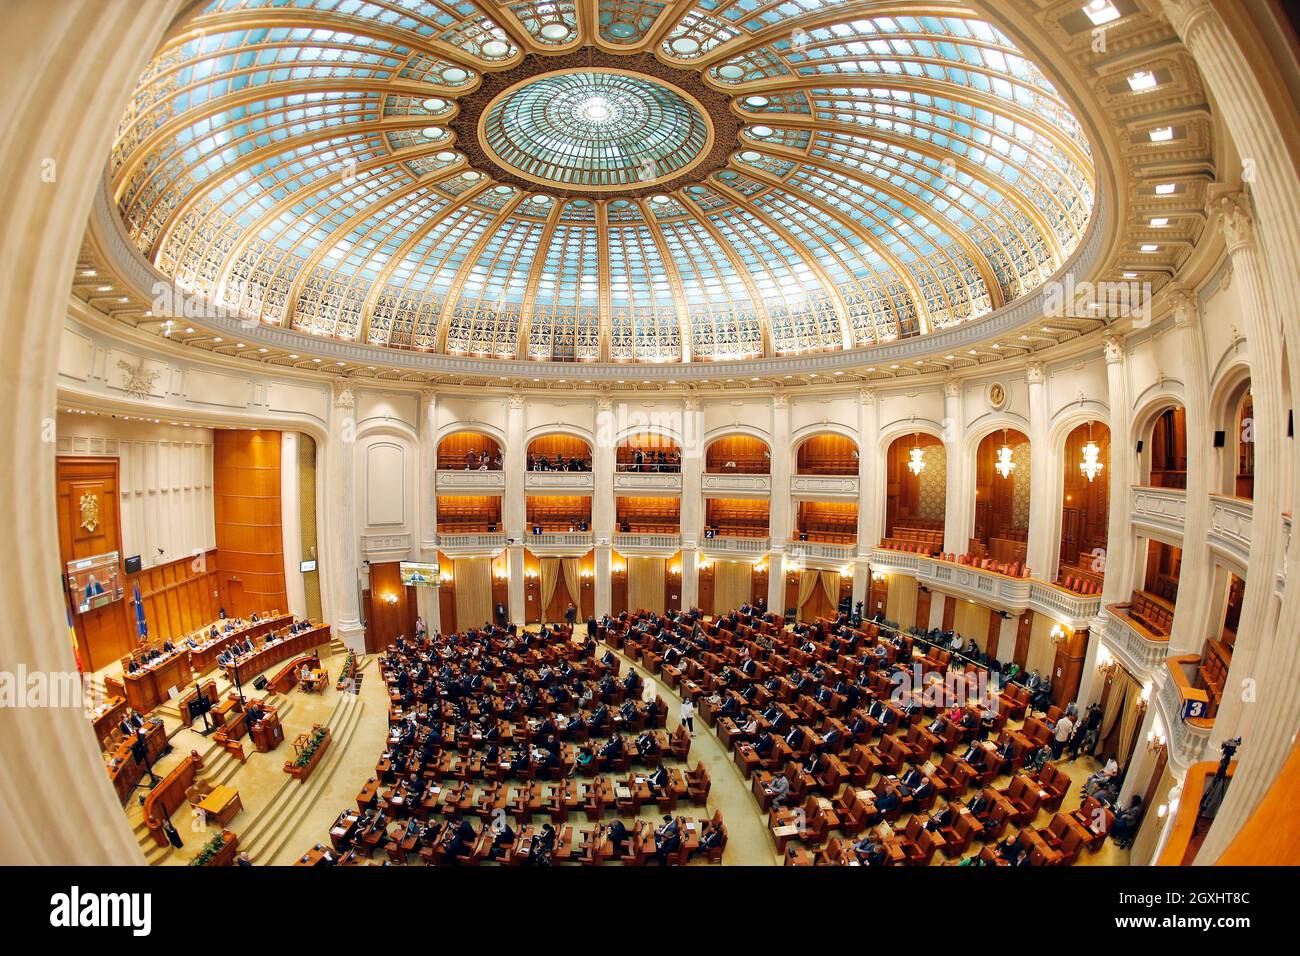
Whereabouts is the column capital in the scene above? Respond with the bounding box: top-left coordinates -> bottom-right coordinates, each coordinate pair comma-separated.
331,378 -> 355,410
1025,362 -> 1044,385
772,392 -> 788,409
1167,284 -> 1199,326
859,387 -> 876,405
508,392 -> 525,410
1160,0 -> 1216,41
420,387 -> 437,405
1214,190 -> 1256,254
683,396 -> 701,412
944,378 -> 961,400
1103,334 -> 1125,365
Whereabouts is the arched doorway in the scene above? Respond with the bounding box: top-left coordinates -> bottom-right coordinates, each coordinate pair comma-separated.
883,432 -> 945,552
1059,420 -> 1109,592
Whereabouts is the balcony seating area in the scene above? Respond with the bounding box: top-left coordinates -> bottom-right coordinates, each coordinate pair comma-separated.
882,526 -> 943,553
795,502 -> 857,545
1119,590 -> 1174,638
616,498 -> 680,535
795,434 -> 859,476
1057,557 -> 1104,595
705,500 -> 769,538
437,497 -> 501,533
1193,639 -> 1231,718
705,436 -> 770,475
949,553 -> 1032,578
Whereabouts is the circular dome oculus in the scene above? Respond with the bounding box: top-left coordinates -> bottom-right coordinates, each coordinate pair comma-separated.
477,69 -> 713,191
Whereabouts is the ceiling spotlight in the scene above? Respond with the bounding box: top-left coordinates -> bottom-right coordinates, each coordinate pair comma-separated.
1127,70 -> 1157,93
1083,1 -> 1121,27
1149,126 -> 1174,142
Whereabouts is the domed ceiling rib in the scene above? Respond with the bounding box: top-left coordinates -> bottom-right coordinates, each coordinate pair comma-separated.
357,177 -> 494,343
111,0 -> 1097,365
762,113 -> 1073,262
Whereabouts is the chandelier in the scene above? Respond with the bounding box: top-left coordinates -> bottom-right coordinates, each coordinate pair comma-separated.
1080,422 -> 1104,483
907,434 -> 926,476
994,429 -> 1016,479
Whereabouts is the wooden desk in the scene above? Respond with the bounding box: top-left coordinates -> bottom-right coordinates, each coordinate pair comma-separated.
123,651 -> 192,714
198,785 -> 243,827
88,694 -> 127,749
106,719 -> 167,804
222,624 -> 331,682
301,668 -> 329,693
189,614 -> 293,673
249,707 -> 284,752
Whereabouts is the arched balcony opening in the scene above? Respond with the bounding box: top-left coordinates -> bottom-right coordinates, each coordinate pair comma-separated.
527,434 -> 592,472
794,501 -> 857,546
970,428 -> 1030,572
1214,383 -> 1254,500
1058,420 -> 1110,594
526,495 -> 592,533
1119,539 -> 1180,640
437,431 -> 502,470
616,496 -> 680,534
617,433 -> 681,473
704,498 -> 769,538
882,432 -> 945,553
1144,405 -> 1187,488
705,435 -> 771,474
437,495 -> 502,534
795,434 -> 858,475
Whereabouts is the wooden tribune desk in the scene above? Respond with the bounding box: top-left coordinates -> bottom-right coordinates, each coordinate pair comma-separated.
122,652 -> 192,715
189,614 -> 293,673
88,694 -> 127,749
197,785 -> 243,827
106,719 -> 167,804
221,624 -> 332,683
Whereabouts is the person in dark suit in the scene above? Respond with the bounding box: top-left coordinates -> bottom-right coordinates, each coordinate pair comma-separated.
653,815 -> 680,865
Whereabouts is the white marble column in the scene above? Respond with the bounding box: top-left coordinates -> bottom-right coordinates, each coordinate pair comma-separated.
680,399 -> 703,610
507,544 -> 526,625
1101,336 -> 1133,604
1024,362 -> 1056,580
1168,288 -> 1213,654
504,391 -> 526,539
767,393 -> 791,612
0,0 -> 183,865
327,380 -> 365,652
419,389 -> 438,557
593,396 -> 615,617
853,388 -> 880,609
942,379 -> 968,554
1199,193 -> 1288,861
280,431 -> 308,618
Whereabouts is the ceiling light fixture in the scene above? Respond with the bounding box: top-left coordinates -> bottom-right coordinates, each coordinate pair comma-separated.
907,434 -> 926,476
994,429 -> 1016,479
1080,422 -> 1105,483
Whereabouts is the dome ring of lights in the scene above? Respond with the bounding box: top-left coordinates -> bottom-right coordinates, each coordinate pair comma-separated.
109,2 -> 1099,366
455,52 -> 741,199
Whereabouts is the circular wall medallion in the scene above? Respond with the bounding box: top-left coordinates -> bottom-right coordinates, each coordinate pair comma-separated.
452,51 -> 742,200
988,382 -> 1008,409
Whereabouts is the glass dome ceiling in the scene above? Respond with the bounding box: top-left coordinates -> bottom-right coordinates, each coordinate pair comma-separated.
111,0 -> 1096,365
480,70 -> 713,189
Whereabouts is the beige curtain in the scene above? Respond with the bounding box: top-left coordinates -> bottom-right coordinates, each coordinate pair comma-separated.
562,558 -> 582,620
628,556 -> 666,614
795,570 -> 819,613
539,558 -> 560,620
1099,669 -> 1132,747
1117,673 -> 1145,767
712,560 -> 753,616
820,571 -> 842,609
1025,615 -> 1057,679
453,557 -> 493,632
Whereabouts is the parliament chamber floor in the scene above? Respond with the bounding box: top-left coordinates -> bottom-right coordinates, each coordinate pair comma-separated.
3,0 -> 1300,904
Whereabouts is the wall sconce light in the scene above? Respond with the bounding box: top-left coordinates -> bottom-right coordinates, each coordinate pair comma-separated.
1049,623 -> 1066,646
698,559 -> 712,571
1095,645 -> 1113,672
1146,726 -> 1166,753
753,561 -> 767,574
1156,803 -> 1168,820
580,568 -> 593,580
668,565 -> 681,576
612,563 -> 626,574
870,570 -> 887,582
840,566 -> 853,578
525,569 -> 539,580
1140,681 -> 1153,704
383,593 -> 399,605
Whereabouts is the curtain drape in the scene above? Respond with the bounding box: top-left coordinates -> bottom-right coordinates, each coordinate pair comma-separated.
453,557 -> 493,632
628,557 -> 665,614
712,560 -> 753,616
539,558 -> 560,620
561,558 -> 582,620
1025,616 -> 1057,678
1099,668 -> 1131,749
820,571 -> 842,609
1117,671 -> 1145,767
796,571 -> 819,612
